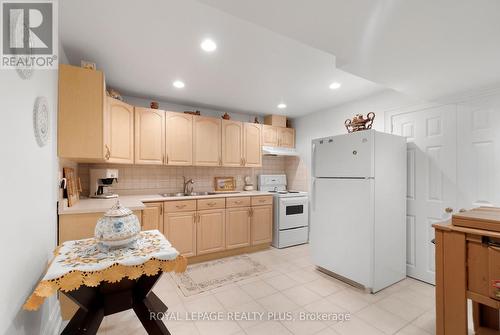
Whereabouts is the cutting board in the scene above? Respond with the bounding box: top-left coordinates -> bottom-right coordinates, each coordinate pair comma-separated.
63,167 -> 80,207
452,207 -> 500,232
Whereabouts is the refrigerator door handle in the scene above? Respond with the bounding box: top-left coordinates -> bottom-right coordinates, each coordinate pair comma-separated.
311,178 -> 316,211
311,142 -> 316,178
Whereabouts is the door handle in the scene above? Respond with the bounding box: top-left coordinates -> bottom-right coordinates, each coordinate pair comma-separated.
311,179 -> 316,211
444,207 -> 453,214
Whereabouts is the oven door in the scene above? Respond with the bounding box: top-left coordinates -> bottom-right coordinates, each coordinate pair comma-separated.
279,196 -> 309,230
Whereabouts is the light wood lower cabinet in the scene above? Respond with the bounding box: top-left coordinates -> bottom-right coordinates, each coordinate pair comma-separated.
226,207 -> 251,249
164,211 -> 197,257
58,210 -> 142,243
142,202 -> 163,231
197,209 -> 226,255
251,205 -> 273,245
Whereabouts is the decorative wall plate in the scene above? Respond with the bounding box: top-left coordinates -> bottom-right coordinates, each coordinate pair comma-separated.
33,97 -> 50,147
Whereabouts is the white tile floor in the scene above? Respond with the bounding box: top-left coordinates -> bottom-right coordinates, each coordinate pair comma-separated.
97,244 -> 437,335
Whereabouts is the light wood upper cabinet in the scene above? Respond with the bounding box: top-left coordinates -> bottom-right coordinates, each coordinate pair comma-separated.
278,127 -> 295,148
193,116 -> 221,166
197,209 -> 226,255
262,125 -> 278,147
226,207 -> 251,249
251,205 -> 273,245
58,64 -> 107,161
262,125 -> 295,148
165,112 -> 193,165
244,123 -> 262,167
105,97 -> 134,164
222,120 -> 243,167
142,202 -> 163,232
164,211 -> 197,257
135,108 -> 165,165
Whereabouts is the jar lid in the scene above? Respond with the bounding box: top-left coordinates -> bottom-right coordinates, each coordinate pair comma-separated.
104,200 -> 133,217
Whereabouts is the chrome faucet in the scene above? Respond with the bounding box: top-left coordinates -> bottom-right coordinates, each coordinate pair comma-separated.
183,176 -> 195,195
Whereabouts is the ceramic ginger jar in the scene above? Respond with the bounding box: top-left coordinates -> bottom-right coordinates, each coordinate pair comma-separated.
95,201 -> 141,249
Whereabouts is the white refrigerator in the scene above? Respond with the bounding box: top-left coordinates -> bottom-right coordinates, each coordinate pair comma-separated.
311,130 -> 406,293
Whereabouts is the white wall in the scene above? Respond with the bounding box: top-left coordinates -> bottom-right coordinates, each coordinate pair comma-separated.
288,89 -> 423,190
0,67 -> 59,334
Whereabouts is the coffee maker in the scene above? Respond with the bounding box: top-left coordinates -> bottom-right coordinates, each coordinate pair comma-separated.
90,169 -> 119,199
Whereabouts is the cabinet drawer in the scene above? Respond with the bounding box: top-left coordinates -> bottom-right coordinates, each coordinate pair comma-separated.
226,197 -> 251,208
468,242 -> 489,296
489,246 -> 500,300
164,200 -> 196,212
197,198 -> 225,210
251,196 -> 273,206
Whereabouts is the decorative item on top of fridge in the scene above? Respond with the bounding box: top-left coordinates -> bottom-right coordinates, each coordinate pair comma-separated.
344,112 -> 375,133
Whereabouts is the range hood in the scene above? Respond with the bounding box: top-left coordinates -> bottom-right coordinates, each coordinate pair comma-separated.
262,145 -> 299,156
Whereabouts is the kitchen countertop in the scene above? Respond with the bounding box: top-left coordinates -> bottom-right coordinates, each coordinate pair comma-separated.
58,190 -> 272,215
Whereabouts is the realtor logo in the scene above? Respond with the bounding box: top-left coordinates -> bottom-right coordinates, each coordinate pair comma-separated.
1,0 -> 58,70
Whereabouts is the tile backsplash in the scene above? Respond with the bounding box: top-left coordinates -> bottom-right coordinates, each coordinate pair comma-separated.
78,156 -> 286,196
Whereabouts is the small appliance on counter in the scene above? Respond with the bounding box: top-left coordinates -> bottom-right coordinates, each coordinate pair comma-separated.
258,174 -> 309,248
244,176 -> 254,191
90,169 -> 119,199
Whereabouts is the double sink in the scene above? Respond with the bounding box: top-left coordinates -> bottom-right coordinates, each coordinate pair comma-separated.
159,191 -> 241,197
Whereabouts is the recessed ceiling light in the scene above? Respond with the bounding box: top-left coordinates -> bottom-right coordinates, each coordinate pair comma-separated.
173,80 -> 185,88
329,82 -> 342,90
277,103 -> 287,109
201,39 -> 217,52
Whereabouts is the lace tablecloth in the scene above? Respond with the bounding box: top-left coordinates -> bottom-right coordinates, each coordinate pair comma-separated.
24,230 -> 187,310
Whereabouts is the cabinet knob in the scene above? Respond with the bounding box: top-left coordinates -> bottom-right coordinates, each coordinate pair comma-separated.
444,207 -> 453,214
459,208 -> 467,213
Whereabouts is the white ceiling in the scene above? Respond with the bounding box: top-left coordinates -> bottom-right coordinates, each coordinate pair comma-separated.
59,0 -> 384,117
199,0 -> 500,100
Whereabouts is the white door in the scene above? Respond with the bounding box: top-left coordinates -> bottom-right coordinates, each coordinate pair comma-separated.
457,94 -> 500,209
312,130 -> 374,178
311,178 -> 374,287
391,105 -> 457,284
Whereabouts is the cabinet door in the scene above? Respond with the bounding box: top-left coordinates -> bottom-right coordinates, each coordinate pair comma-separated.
165,112 -> 193,165
226,207 -> 251,249
251,205 -> 273,245
197,209 -> 226,254
222,120 -> 243,167
244,123 -> 262,167
164,211 -> 196,257
58,64 -> 106,160
142,202 -> 163,231
193,116 -> 222,166
278,127 -> 295,148
262,125 -> 278,146
135,108 -> 165,165
105,97 -> 134,163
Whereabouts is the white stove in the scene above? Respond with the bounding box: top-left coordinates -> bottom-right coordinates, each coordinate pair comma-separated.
258,175 -> 309,248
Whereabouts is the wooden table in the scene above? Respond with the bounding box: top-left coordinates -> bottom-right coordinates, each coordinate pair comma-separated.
434,217 -> 500,335
61,272 -> 170,335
